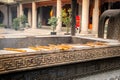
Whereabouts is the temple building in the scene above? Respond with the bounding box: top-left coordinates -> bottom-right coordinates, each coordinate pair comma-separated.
0,0 -> 120,34
0,1 -> 120,79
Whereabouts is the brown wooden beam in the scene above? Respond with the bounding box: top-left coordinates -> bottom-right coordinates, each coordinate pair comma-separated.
22,0 -> 82,8
0,2 -> 5,5
23,3 -> 32,8
36,1 -> 56,7
103,0 -> 120,2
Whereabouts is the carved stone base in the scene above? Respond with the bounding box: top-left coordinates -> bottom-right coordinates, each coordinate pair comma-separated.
0,57 -> 120,80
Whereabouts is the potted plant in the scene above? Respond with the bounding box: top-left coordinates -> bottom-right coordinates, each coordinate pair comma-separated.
38,21 -> 42,28
48,16 -> 58,35
12,15 -> 27,30
62,8 -> 72,35
12,18 -> 20,30
20,15 -> 27,28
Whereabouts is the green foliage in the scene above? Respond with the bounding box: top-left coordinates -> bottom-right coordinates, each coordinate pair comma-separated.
13,18 -> 20,30
0,24 -> 5,28
48,16 -> 58,32
12,15 -> 27,30
38,21 -> 42,28
20,15 -> 27,28
62,8 -> 72,33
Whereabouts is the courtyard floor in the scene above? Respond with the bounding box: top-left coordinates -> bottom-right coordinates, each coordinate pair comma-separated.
0,26 -> 96,38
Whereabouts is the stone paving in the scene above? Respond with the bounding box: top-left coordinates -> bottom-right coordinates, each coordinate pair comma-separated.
0,27 -> 96,38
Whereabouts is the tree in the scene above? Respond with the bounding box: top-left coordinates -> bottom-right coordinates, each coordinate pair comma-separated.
48,16 -> 58,35
12,15 -> 27,30
62,8 -> 72,34
13,18 -> 20,30
20,15 -> 27,28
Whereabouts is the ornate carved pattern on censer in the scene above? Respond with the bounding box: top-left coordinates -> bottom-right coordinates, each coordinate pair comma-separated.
0,46 -> 120,74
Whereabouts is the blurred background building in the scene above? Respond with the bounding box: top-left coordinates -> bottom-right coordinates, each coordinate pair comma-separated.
0,0 -> 120,34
